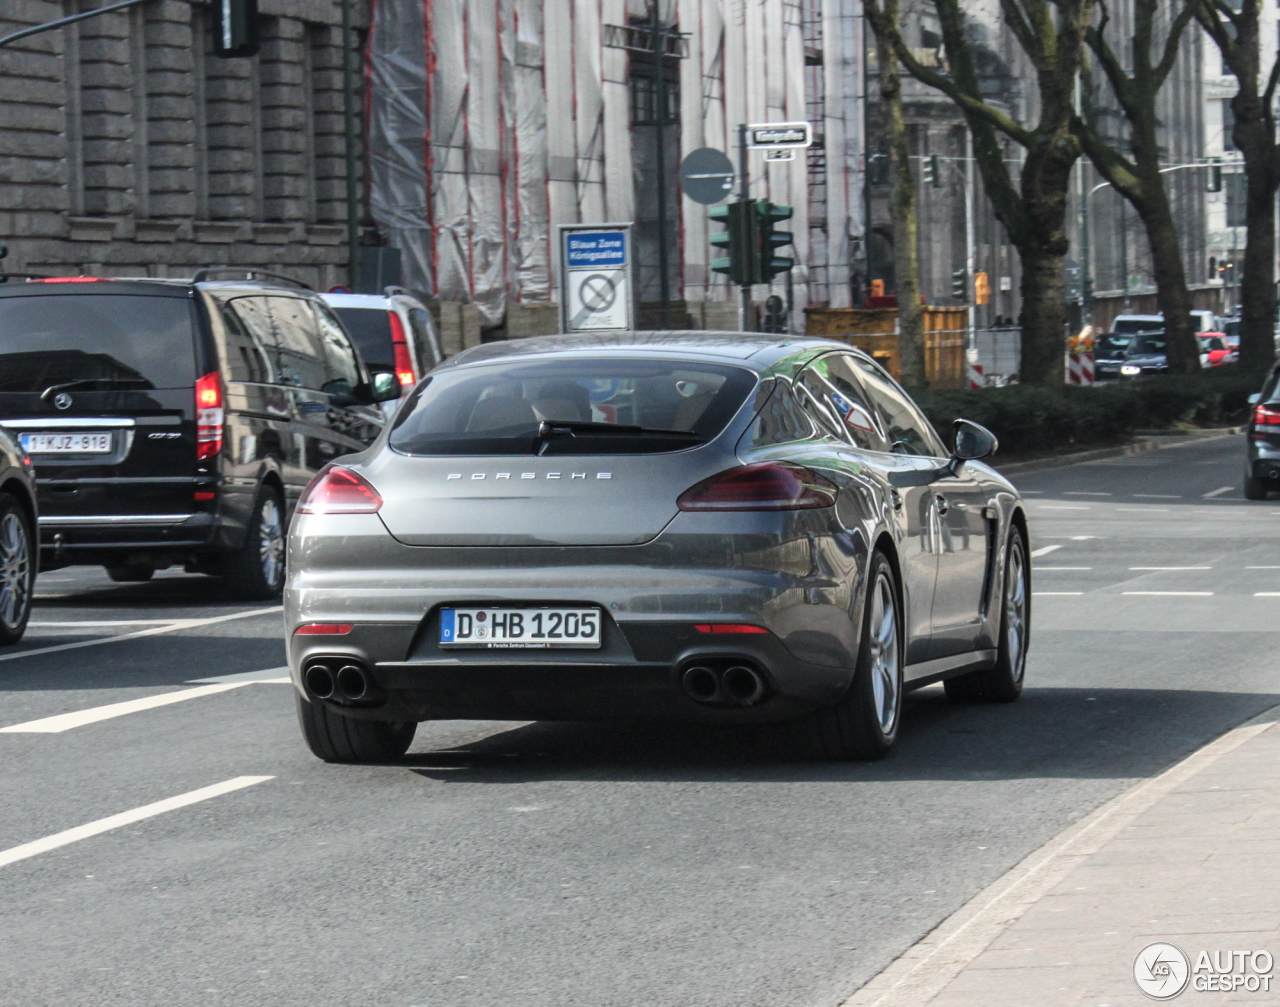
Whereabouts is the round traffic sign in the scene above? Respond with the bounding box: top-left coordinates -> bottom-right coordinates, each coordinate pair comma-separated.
679,148 -> 735,205
579,273 -> 618,312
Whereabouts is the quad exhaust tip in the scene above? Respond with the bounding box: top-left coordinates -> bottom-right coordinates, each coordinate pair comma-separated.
682,662 -> 768,707
335,664 -> 369,701
305,664 -> 335,700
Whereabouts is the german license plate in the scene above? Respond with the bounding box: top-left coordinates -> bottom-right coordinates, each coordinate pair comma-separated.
19,432 -> 112,454
440,607 -> 602,649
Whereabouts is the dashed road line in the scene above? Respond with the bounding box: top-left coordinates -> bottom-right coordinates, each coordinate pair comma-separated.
1064,491 -> 1111,497
1115,507 -> 1169,512
1037,505 -> 1091,511
1130,566 -> 1212,571
1254,592 -> 1280,597
1202,486 -> 1235,499
26,620 -> 179,628
1033,592 -> 1083,596
0,607 -> 282,664
1132,494 -> 1181,499
1034,567 -> 1092,571
1030,545 -> 1062,558
0,777 -> 273,870
1122,591 -> 1213,597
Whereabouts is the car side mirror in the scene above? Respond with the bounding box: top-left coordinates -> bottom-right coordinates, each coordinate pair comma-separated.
951,418 -> 998,467
1249,392 -> 1262,405
370,369 -> 402,402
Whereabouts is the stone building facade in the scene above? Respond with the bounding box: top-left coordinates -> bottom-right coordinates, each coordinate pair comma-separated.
0,0 -> 364,288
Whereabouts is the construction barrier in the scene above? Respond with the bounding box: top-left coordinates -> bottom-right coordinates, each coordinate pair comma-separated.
968,360 -> 984,390
804,307 -> 969,388
1067,351 -> 1095,385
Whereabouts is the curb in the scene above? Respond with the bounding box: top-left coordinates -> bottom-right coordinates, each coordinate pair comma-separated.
839,699 -> 1280,1007
995,426 -> 1244,476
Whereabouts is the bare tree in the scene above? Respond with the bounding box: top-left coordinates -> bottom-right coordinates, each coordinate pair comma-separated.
867,0 -> 1095,386
872,0 -> 925,387
1197,0 -> 1280,372
1072,0 -> 1200,373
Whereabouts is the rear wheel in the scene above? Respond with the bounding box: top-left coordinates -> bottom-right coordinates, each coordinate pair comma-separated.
800,550 -> 903,760
0,495 -> 34,646
945,526 -> 1029,704
223,485 -> 286,600
1244,476 -> 1268,500
295,694 -> 416,763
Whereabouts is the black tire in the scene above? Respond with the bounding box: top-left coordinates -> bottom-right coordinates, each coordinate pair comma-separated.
799,550 -> 904,760
0,493 -> 34,646
295,693 -> 416,763
223,484 -> 287,600
105,564 -> 154,583
1244,476 -> 1268,501
945,526 -> 1029,704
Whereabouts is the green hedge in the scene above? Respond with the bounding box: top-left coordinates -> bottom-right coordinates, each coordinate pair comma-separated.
912,366 -> 1264,459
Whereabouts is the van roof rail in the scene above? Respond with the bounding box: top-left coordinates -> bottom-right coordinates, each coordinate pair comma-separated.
191,266 -> 313,290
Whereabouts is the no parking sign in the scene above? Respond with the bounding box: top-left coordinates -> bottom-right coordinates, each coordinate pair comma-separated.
558,224 -> 633,332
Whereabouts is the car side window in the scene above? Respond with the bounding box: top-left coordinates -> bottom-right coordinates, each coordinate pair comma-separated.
311,302 -> 364,397
847,355 -> 947,457
407,307 -> 440,367
266,297 -> 327,391
219,299 -> 273,384
746,379 -> 815,446
797,355 -> 884,450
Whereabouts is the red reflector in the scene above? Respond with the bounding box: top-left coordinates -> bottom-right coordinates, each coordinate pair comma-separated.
678,463 -> 838,511
28,276 -> 103,283
297,465 -> 383,514
1254,404 -> 1280,427
194,491 -> 216,501
389,312 -> 416,388
694,624 -> 770,634
294,623 -> 354,635
195,371 -> 224,461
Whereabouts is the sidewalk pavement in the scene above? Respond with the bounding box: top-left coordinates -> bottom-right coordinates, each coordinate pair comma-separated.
846,704 -> 1280,1006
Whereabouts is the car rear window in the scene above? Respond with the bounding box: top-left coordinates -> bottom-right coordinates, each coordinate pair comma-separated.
332,307 -> 394,368
0,294 -> 196,393
1112,319 -> 1163,334
1133,334 -> 1167,354
1096,335 -> 1133,357
389,357 -> 757,455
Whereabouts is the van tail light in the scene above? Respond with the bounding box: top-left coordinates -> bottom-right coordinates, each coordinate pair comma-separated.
1253,404 -> 1280,430
388,311 -> 416,387
677,463 -> 838,511
195,371 -> 224,461
297,465 -> 382,514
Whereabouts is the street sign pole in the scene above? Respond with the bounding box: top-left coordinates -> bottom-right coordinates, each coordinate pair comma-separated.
738,124 -> 750,331
651,5 -> 671,328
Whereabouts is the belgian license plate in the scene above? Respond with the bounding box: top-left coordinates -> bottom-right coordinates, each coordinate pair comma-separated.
440,607 -> 602,649
19,432 -> 112,454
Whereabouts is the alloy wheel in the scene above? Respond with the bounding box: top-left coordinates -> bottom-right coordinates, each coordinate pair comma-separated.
1005,540 -> 1028,682
868,571 -> 901,734
258,496 -> 285,588
0,512 -> 32,631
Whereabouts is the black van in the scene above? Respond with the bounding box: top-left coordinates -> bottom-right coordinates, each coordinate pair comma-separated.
0,271 -> 400,598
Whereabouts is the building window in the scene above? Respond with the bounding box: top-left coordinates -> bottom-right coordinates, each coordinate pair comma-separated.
1226,172 -> 1247,228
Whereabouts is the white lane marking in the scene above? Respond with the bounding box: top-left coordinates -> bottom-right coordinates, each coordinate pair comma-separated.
1115,507 -> 1169,512
1063,491 -> 1111,496
1254,592 -> 1280,597
1037,505 -> 1090,511
1070,535 -> 1098,540
1034,567 -> 1092,571
1132,494 -> 1181,499
1121,591 -> 1214,596
1203,486 -> 1235,498
1247,566 -> 1280,569
188,667 -> 290,685
1018,490 -> 1044,494
1033,592 -> 1084,596
0,607 -> 282,664
1030,545 -> 1062,558
3,684 -> 241,733
0,777 -> 273,870
840,702 -> 1280,1007
1129,566 -> 1212,571
27,620 -> 179,628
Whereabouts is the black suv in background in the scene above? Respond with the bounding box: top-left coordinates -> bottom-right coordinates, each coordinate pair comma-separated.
0,271 -> 401,598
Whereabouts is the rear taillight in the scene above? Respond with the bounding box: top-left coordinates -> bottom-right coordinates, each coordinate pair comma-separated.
297,465 -> 383,514
27,276 -> 103,283
677,463 -> 838,511
195,371 -> 223,461
695,624 -> 770,634
388,311 -> 416,388
1253,404 -> 1280,427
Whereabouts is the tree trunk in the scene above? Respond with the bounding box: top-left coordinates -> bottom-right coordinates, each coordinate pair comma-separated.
1237,138 -> 1278,372
876,11 -> 924,387
1017,242 -> 1068,385
1133,175 -> 1198,374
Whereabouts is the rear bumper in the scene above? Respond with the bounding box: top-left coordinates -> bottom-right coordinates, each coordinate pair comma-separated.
285,511 -> 870,722
38,512 -> 218,559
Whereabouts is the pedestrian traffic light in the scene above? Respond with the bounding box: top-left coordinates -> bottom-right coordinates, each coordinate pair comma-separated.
1208,162 -> 1222,193
755,201 -> 794,282
951,268 -> 967,301
709,199 -> 758,287
212,0 -> 260,57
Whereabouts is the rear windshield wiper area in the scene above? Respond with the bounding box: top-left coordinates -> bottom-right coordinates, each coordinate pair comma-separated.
39,378 -> 154,401
536,419 -> 703,455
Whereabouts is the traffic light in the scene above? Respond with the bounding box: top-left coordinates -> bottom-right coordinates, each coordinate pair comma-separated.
755,201 -> 794,282
709,199 -> 758,287
921,156 -> 934,185
929,155 -> 941,187
1207,162 -> 1223,193
951,268 -> 967,302
762,294 -> 787,334
212,0 -> 260,57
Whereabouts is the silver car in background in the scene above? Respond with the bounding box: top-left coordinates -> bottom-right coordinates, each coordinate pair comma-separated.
285,333 -> 1031,762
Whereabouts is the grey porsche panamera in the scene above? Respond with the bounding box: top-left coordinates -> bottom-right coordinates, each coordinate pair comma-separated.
285,332 -> 1030,762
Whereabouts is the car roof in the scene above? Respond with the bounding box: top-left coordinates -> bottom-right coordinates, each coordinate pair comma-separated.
0,276 -> 316,298
442,331 -> 857,372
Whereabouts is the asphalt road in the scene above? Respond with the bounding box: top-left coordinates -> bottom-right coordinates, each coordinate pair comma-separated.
1,432 -> 1277,1007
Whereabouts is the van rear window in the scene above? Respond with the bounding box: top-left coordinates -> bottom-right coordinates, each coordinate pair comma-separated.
332,307 -> 394,368
0,295 -> 196,393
